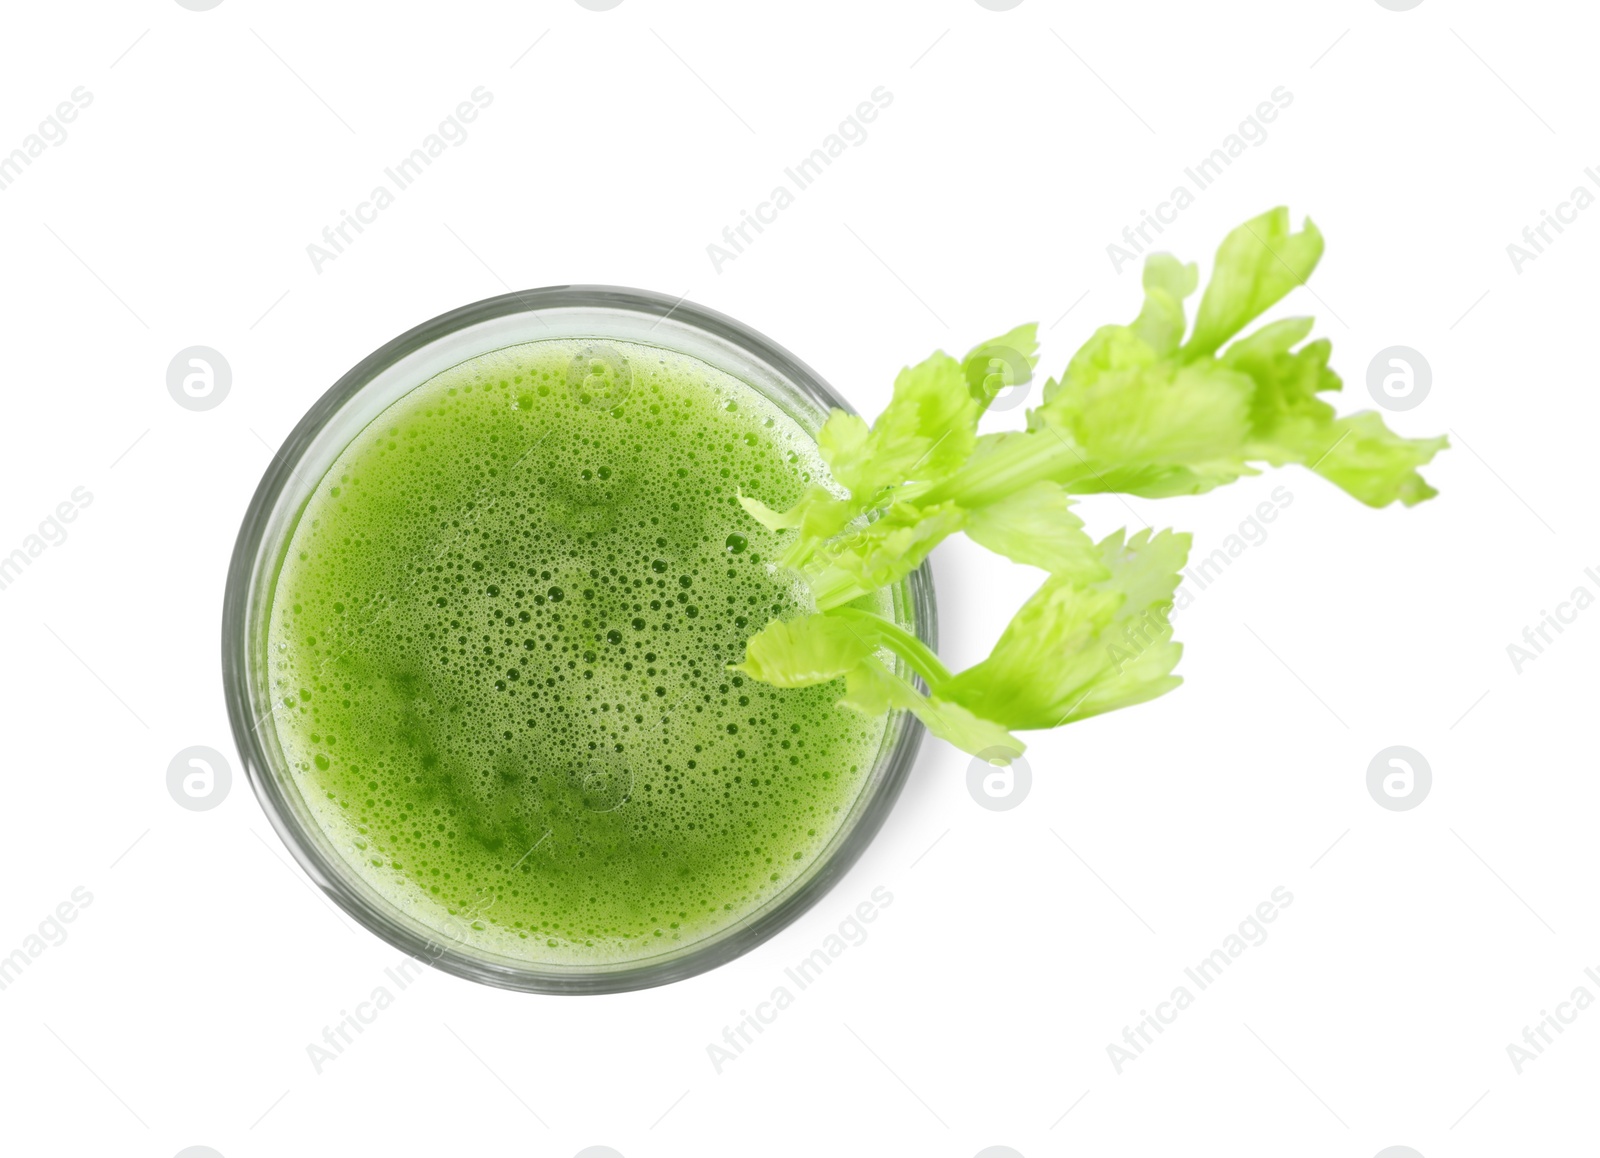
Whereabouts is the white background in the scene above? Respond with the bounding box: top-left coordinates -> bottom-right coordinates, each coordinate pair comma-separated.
0,1 -> 1592,1156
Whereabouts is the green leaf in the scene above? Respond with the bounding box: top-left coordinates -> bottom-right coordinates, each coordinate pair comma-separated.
816,411 -> 872,493
855,352 -> 982,493
738,482 -> 858,574
1042,359 -> 1255,471
732,611 -> 1024,762
737,491 -> 807,532
1279,411 -> 1449,508
953,209 -> 1441,510
941,528 -> 1190,730
1045,326 -> 1156,408
962,482 -> 1106,576
1130,253 -> 1198,357
840,657 -> 1024,762
806,500 -> 967,610
1062,534 -> 1188,723
1182,207 -> 1324,358
1220,319 -> 1449,507
962,323 -> 1040,408
730,615 -> 878,687
749,344 -> 996,575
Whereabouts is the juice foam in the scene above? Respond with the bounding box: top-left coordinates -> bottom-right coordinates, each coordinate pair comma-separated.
267,338 -> 889,964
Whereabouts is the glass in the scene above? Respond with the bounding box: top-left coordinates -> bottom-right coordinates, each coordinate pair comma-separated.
221,287 -> 935,994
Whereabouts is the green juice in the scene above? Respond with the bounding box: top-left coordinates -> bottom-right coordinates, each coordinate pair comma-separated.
267,339 -> 889,964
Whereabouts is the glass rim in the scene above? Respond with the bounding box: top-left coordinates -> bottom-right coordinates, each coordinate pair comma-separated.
220,285 -> 936,994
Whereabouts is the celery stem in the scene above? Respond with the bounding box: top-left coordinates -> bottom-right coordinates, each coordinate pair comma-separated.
834,607 -> 952,690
